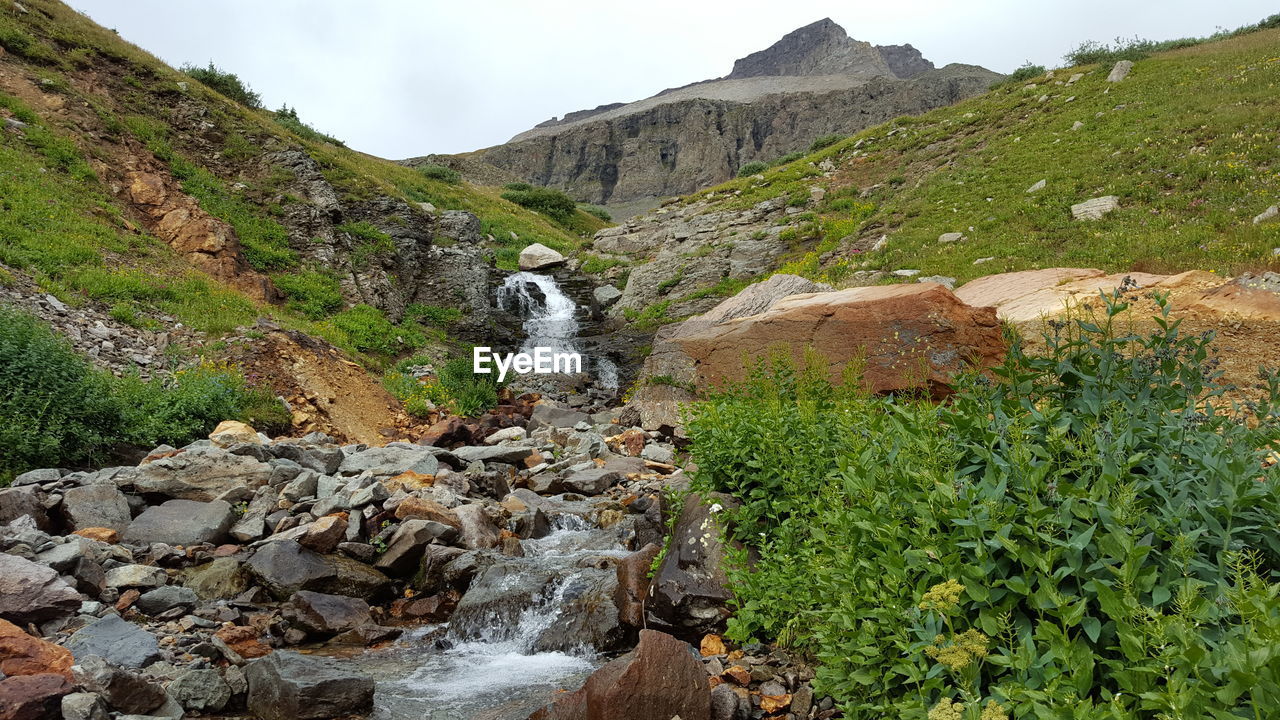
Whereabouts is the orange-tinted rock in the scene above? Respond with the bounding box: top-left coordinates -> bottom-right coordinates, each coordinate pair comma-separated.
0,620 -> 73,681
73,528 -> 119,544
114,589 -> 140,612
384,471 -> 435,493
723,666 -> 752,686
126,172 -> 167,207
613,544 -> 660,628
699,634 -> 726,657
420,416 -> 472,447
393,497 -> 462,531
391,592 -> 459,623
215,625 -> 271,659
297,515 -> 347,554
675,283 -> 1005,397
759,692 -> 792,714
616,430 -> 647,457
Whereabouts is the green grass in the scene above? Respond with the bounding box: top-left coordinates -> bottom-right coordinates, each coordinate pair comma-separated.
679,26 -> 1280,288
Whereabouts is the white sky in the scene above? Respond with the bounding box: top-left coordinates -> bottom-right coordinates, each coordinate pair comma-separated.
67,1 -> 1276,159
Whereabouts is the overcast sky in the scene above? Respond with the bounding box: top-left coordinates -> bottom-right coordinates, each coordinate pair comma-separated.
67,1 -> 1275,159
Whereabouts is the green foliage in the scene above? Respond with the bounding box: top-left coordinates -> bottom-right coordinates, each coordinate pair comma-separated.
621,300 -> 674,331
337,221 -> 395,269
169,156 -> 297,271
181,62 -> 262,108
580,255 -> 624,275
325,304 -> 424,357
580,204 -> 612,222
808,134 -> 844,153
417,164 -> 461,184
737,161 -> 769,178
113,361 -> 288,447
0,308 -> 123,480
1065,14 -> 1280,66
273,270 -> 344,319
503,182 -> 533,191
273,104 -> 344,146
404,303 -> 462,328
1007,62 -> 1046,83
383,352 -> 500,418
437,355 -> 500,417
500,186 -> 578,222
690,291 -> 1280,718
771,151 -> 806,167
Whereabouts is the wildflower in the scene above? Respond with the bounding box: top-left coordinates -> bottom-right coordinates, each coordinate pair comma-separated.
919,579 -> 965,612
980,700 -> 1009,720
925,629 -> 990,671
927,698 -> 965,720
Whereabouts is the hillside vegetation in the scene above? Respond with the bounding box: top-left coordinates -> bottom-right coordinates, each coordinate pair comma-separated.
676,22 -> 1280,289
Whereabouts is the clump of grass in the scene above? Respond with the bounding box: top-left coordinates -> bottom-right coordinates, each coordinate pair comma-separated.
418,164 -> 461,184
737,161 -> 768,178
273,269 -> 344,319
274,104 -> 343,146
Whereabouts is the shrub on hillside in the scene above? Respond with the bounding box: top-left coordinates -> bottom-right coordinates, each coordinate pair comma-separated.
326,304 -> 424,357
273,269 -> 344,319
383,352 -> 500,418
417,164 -> 461,184
736,161 -> 768,178
1007,61 -> 1046,83
273,104 -> 344,146
580,204 -> 612,222
688,289 -> 1280,718
500,186 -> 577,222
808,134 -> 844,153
181,62 -> 262,109
0,308 -> 123,479
114,361 -> 289,447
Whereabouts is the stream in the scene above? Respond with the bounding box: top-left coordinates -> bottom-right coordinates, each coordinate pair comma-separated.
496,271 -> 619,390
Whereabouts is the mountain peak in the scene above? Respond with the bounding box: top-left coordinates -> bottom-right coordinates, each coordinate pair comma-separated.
726,18 -> 934,80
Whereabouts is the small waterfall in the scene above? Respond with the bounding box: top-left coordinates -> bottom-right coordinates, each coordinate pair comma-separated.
496,272 -> 619,389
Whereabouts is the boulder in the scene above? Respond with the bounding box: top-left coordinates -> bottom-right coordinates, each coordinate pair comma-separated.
673,283 -> 1005,399
0,554 -> 81,625
168,668 -> 231,712
64,614 -> 161,668
70,655 -> 167,714
60,484 -> 133,533
60,692 -> 109,720
593,285 -> 622,307
132,447 -> 272,501
393,497 -> 462,530
518,243 -> 567,270
648,494 -> 736,637
528,405 -> 590,430
230,485 -> 280,543
1107,59 -> 1133,82
374,519 -> 458,574
103,564 -> 167,590
72,528 -> 119,544
337,445 -> 439,478
0,619 -> 73,680
123,499 -> 235,546
285,591 -> 371,636
0,487 -> 49,532
561,468 -> 623,495
181,557 -> 250,600
1071,195 -> 1120,221
0,673 -> 72,720
453,503 -> 501,550
452,444 -> 539,465
245,651 -> 374,720
418,416 -> 473,447
209,420 -> 260,448
1254,205 -> 1279,225
613,544 -> 661,628
529,630 -> 709,720
134,586 -> 198,616
245,540 -> 389,600
297,515 -> 348,554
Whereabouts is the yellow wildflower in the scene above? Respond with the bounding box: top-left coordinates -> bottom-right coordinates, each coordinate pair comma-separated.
919,579 -> 965,612
925,629 -> 990,671
980,699 -> 1009,720
927,698 -> 965,720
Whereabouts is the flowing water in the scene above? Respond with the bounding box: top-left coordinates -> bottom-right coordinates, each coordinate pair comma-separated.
351,514 -> 630,720
496,272 -> 619,389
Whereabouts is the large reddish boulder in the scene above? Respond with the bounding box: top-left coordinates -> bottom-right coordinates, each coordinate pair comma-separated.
675,282 -> 1005,397
0,673 -> 72,720
529,630 -> 709,720
0,621 -> 73,681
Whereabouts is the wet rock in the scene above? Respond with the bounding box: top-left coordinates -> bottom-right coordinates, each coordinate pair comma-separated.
614,544 -> 661,628
245,650 -> 374,720
0,554 -> 81,625
0,619 -> 73,680
60,484 -> 134,534
214,626 -> 270,660
530,629 -> 709,720
134,586 -> 198,616
0,673 -> 72,720
245,540 -> 390,600
132,447 -> 272,501
64,614 -> 161,669
124,499 -> 235,546
168,668 -> 230,712
329,623 -> 401,646
285,591 -> 371,636
649,494 -> 736,637
453,503 -> 501,550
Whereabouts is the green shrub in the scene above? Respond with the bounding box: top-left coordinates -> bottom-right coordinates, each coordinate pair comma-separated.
1007,62 -> 1046,83
336,221 -> 394,269
580,204 -> 612,222
500,186 -> 577,222
273,105 -> 344,146
326,304 -> 424,357
437,355 -> 499,417
181,62 -> 262,108
736,161 -> 769,178
113,361 -> 254,447
770,151 -> 806,167
417,164 -> 461,184
273,270 -> 344,319
503,182 -> 533,191
808,134 -> 844,153
0,308 -> 122,479
689,290 -> 1280,718
405,303 -> 462,328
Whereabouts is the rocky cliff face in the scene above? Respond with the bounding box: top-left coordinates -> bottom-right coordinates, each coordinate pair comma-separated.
461,19 -> 995,207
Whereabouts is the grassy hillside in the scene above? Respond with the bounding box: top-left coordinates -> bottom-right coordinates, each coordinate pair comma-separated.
0,0 -> 604,357
678,22 -> 1280,288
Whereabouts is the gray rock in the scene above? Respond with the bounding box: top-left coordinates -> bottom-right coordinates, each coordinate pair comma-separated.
168,668 -> 231,712
648,493 -> 737,635
0,553 -> 82,624
281,471 -> 319,502
245,651 -> 374,720
66,614 -> 162,668
1026,179 -> 1046,193
124,499 -> 235,547
937,232 -> 964,243
245,540 -> 389,600
0,485 -> 50,531
135,586 -> 198,616
337,446 -> 439,478
61,484 -> 133,532
285,590 -> 371,635
373,519 -> 457,574
104,563 -> 168,590
593,284 -> 623,307
72,656 -> 168,714
1107,60 -> 1133,82
561,468 -> 623,495
917,275 -> 957,290
131,447 -> 272,501
453,503 -> 500,550
518,243 -> 567,270
61,692 -> 110,720
1071,196 -> 1120,221
451,444 -> 537,465
1254,205 -> 1278,225
12,468 -> 62,486
528,404 -> 590,430
181,557 -> 250,600
230,486 -> 280,543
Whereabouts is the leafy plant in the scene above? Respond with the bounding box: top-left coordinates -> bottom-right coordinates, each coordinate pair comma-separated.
417,164 -> 461,184
325,304 -> 424,357
808,134 -> 844,153
736,161 -> 769,178
1007,62 -> 1046,83
274,104 -> 344,146
273,269 -> 344,319
689,290 -> 1280,718
181,61 -> 262,108
500,186 -> 577,222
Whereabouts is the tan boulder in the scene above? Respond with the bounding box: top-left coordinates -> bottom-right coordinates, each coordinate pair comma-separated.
126,172 -> 167,208
674,283 -> 1005,397
393,497 -> 462,531
209,420 -> 260,448
72,528 -> 119,544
